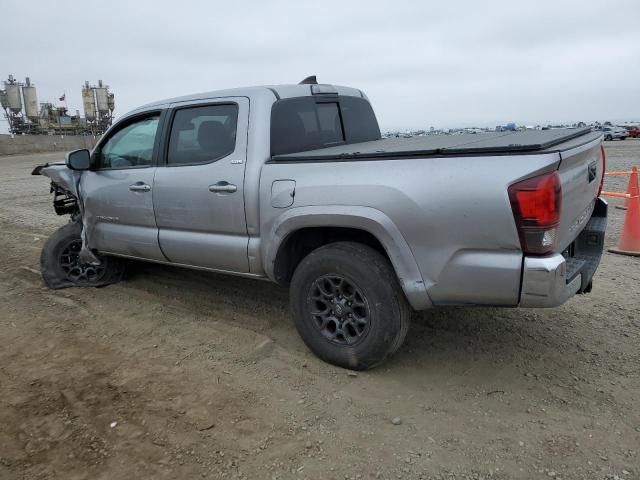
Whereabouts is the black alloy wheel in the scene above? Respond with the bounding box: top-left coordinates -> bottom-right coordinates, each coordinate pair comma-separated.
308,274 -> 371,346
290,242 -> 411,370
58,238 -> 107,284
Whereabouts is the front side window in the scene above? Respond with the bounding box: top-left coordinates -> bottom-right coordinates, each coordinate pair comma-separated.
167,104 -> 238,166
97,115 -> 159,169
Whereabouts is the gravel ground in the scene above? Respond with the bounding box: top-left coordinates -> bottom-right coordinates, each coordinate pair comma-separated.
0,140 -> 639,480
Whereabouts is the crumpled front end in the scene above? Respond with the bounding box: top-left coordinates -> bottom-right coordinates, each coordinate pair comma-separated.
32,162 -> 100,266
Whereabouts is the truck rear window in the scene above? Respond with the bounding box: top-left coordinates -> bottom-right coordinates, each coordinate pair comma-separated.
270,95 -> 380,156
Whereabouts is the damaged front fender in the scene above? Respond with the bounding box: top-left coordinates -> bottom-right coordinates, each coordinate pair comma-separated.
32,162 -> 79,196
33,162 -> 81,217
32,161 -> 100,266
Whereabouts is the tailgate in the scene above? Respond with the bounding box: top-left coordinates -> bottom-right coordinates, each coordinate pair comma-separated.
554,133 -> 604,252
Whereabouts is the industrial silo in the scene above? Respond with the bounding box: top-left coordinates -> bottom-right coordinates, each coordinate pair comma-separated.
82,81 -> 96,122
22,77 -> 39,121
95,80 -> 109,114
4,76 -> 22,114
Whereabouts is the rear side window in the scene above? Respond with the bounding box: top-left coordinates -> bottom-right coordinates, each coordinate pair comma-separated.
167,104 -> 238,166
270,95 -> 380,156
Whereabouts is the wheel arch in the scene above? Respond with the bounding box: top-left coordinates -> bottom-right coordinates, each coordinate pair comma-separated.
262,206 -> 431,310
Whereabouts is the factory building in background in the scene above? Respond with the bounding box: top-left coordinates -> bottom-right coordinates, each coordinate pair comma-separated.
82,80 -> 115,134
0,75 -> 115,135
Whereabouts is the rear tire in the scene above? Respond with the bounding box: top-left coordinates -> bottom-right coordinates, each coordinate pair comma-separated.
605,135 -> 613,141
40,221 -> 125,289
289,242 -> 411,370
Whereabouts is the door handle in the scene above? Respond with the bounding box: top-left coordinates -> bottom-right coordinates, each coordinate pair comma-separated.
209,181 -> 237,193
129,182 -> 151,192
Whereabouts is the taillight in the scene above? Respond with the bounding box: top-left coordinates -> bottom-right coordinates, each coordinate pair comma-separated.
508,171 -> 562,255
598,144 -> 606,197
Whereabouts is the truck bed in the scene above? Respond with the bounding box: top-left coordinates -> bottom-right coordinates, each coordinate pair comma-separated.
271,127 -> 599,161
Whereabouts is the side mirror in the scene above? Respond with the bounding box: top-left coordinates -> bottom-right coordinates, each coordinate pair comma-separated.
65,149 -> 91,171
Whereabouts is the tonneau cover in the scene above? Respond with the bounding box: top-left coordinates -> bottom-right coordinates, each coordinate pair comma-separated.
271,128 -> 600,161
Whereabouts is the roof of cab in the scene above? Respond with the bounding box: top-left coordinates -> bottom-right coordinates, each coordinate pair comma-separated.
128,83 -> 365,115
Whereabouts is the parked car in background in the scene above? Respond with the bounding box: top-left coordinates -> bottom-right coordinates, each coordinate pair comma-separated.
626,126 -> 640,138
602,126 -> 628,141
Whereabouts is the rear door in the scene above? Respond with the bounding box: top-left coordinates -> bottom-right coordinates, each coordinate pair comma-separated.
152,97 -> 250,272
82,111 -> 165,261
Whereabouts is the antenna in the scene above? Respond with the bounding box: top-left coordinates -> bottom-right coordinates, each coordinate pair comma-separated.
299,75 -> 318,85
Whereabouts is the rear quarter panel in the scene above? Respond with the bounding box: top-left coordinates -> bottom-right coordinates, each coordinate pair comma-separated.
260,151 -> 562,307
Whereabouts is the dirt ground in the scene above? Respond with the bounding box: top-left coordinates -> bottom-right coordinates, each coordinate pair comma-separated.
0,140 -> 638,480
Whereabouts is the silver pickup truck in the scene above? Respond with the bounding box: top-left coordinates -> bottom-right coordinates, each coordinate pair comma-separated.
33,78 -> 607,370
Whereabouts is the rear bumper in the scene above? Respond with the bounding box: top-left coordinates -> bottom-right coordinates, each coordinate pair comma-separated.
520,198 -> 607,308
520,254 -> 581,307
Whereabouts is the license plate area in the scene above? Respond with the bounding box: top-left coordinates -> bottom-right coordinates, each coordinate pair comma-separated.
562,199 -> 607,292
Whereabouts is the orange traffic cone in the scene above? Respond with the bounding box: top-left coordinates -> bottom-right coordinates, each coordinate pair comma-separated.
615,171 -> 634,210
609,167 -> 640,256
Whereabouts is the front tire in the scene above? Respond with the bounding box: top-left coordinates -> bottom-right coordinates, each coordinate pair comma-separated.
289,242 -> 411,370
40,222 -> 125,289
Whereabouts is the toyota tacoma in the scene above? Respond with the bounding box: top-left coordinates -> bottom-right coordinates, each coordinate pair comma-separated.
33,77 -> 607,370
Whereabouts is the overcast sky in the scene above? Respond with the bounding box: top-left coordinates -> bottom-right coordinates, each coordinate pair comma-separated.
2,0 -> 639,132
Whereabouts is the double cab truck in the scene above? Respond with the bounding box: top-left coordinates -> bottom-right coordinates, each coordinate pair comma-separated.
34,77 -> 607,370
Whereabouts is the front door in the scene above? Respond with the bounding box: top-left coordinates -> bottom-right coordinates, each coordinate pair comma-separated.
152,97 -> 250,272
81,112 -> 165,261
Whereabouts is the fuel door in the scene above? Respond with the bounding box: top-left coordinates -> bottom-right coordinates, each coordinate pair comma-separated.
271,180 -> 296,208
